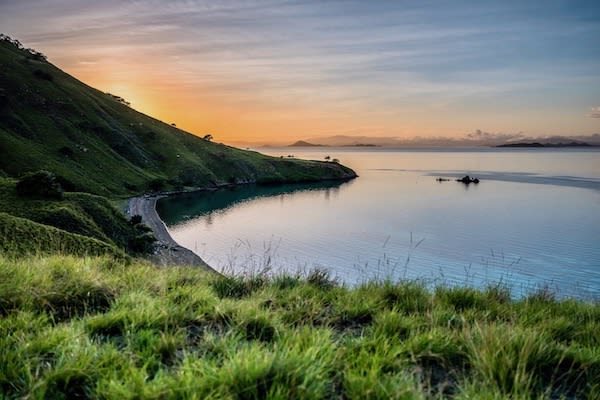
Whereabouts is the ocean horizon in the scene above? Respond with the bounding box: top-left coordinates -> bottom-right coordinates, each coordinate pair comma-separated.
158,147 -> 600,299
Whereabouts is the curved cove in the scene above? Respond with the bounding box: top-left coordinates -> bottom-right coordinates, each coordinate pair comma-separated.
157,149 -> 600,300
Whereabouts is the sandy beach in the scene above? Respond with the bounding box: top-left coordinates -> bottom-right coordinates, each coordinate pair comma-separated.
127,195 -> 217,273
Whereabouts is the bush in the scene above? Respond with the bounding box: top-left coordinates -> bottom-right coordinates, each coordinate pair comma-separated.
33,69 -> 53,81
58,146 -> 74,157
54,175 -> 77,192
129,215 -> 142,225
128,232 -> 156,253
148,178 -> 166,192
16,170 -> 63,199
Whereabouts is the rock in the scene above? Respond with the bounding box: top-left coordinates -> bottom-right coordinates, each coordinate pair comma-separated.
456,175 -> 480,184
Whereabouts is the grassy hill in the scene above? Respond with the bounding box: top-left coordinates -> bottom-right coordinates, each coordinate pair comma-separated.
0,176 -> 151,257
0,255 -> 598,399
0,213 -> 126,259
0,36 -> 356,198
0,35 -> 355,258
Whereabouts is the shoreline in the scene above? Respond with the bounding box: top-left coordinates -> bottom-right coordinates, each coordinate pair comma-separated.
127,194 -> 218,273
126,177 -> 357,272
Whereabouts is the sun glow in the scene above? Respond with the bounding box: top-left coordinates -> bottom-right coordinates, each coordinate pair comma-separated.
9,0 -> 597,145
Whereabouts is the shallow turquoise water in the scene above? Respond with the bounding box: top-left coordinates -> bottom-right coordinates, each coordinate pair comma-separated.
158,148 -> 600,299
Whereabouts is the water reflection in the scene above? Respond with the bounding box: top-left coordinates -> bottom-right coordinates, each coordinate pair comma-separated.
157,180 -> 353,226
157,149 -> 600,299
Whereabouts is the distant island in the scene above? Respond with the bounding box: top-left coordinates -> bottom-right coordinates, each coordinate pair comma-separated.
276,134 -> 600,148
496,141 -> 594,148
289,140 -> 326,147
289,140 -> 380,147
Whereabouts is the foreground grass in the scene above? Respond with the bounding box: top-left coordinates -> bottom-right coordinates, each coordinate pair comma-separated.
1,256 -> 598,399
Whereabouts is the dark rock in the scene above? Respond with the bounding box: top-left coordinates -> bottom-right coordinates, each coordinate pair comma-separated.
456,175 -> 480,185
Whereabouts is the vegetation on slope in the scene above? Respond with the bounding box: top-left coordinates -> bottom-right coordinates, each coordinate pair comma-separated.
1,256 -> 598,399
0,213 -> 126,259
0,177 -> 152,256
0,36 -> 356,197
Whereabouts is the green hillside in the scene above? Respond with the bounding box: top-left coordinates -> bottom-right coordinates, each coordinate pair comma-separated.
0,213 -> 126,259
0,176 -> 152,257
0,36 -> 356,197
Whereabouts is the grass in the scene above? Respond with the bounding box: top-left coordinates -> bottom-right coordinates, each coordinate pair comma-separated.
0,212 -> 126,259
0,177 -> 149,256
0,37 -> 356,198
1,255 -> 598,399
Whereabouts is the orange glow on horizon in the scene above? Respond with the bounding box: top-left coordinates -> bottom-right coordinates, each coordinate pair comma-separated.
59,54 -> 598,146
3,1 -> 599,145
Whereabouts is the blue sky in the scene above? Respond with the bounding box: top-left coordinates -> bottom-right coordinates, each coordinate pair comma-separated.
1,0 -> 599,143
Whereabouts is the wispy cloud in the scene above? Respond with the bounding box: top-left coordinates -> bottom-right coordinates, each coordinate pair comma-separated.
466,129 -> 524,142
1,0 -> 599,141
587,106 -> 600,118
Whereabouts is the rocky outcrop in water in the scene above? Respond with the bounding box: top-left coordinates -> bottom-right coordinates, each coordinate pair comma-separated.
457,175 -> 480,184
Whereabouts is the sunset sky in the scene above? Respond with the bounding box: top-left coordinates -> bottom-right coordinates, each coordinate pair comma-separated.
1,0 -> 599,145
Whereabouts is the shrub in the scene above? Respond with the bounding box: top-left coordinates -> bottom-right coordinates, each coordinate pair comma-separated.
148,178 -> 166,192
123,182 -> 138,192
129,215 -> 142,225
16,170 -> 63,199
58,146 -> 74,157
128,232 -> 156,253
54,175 -> 77,192
33,68 -> 53,81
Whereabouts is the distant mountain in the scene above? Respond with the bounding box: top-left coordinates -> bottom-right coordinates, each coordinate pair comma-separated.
497,141 -> 594,148
299,134 -> 600,148
0,36 -> 355,197
289,140 -> 324,147
303,135 -> 487,147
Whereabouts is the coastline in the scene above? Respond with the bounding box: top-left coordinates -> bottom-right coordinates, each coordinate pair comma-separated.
127,194 -> 218,273
126,175 -> 357,272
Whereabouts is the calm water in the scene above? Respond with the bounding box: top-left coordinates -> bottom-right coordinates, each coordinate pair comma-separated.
158,148 -> 600,299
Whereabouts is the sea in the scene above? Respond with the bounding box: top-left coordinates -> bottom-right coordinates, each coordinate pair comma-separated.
157,147 -> 600,299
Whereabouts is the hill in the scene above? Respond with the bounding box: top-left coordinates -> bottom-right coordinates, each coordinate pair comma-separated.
0,213 -> 126,259
288,140 -> 324,147
0,36 -> 356,198
0,255 -> 598,398
497,141 -> 593,148
0,176 -> 150,257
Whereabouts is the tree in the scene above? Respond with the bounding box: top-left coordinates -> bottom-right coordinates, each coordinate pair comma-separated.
58,146 -> 74,157
16,170 -> 63,200
203,134 -> 213,141
129,215 -> 143,225
148,178 -> 166,192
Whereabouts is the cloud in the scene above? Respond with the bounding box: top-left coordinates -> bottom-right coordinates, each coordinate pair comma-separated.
2,0 -> 599,139
587,106 -> 600,118
466,129 -> 524,141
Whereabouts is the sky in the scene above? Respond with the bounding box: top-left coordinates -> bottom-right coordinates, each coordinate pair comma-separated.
1,0 -> 599,145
